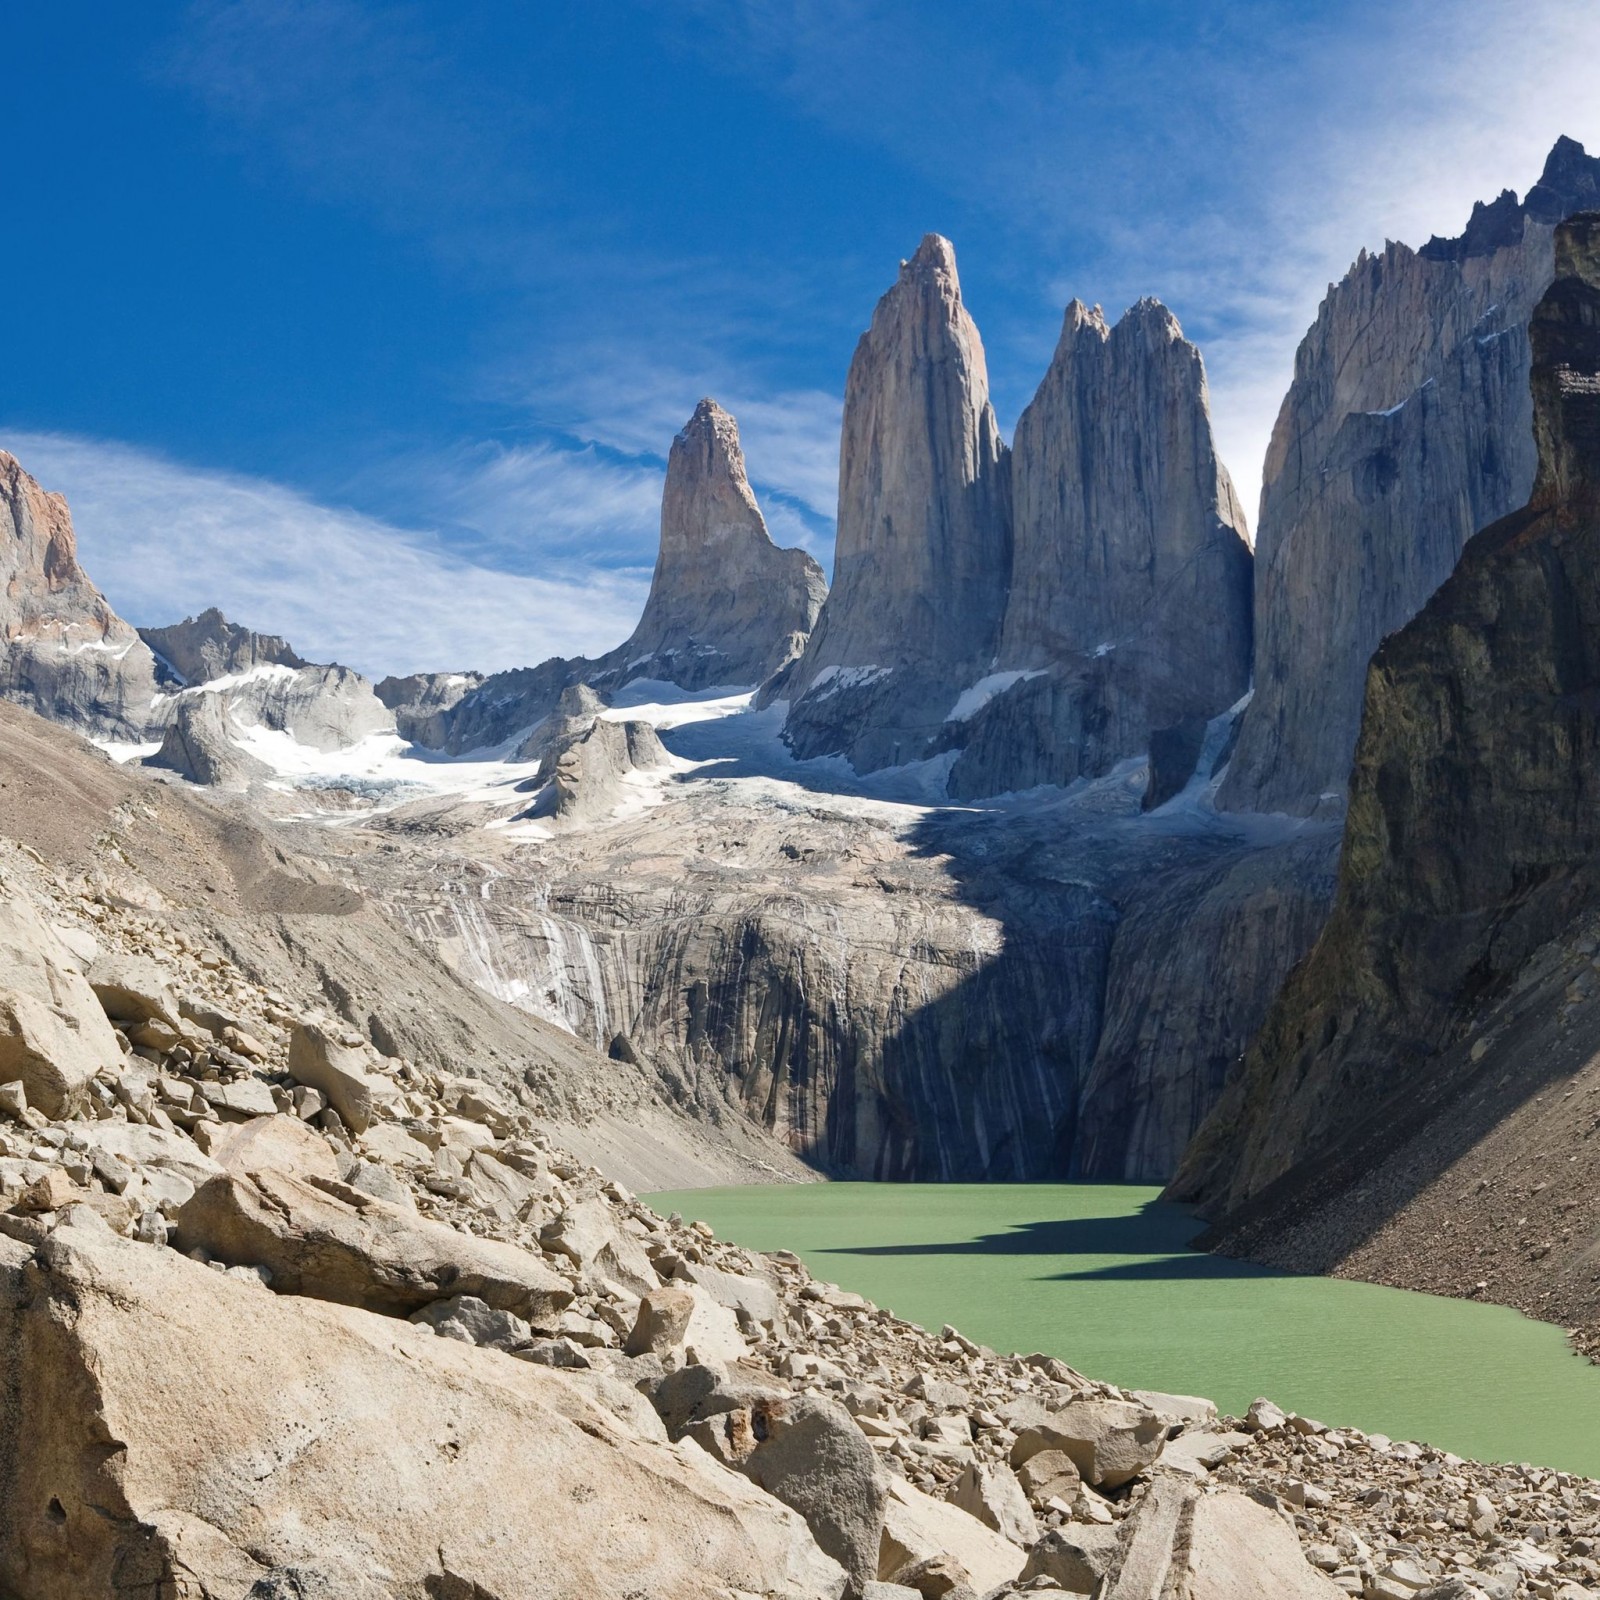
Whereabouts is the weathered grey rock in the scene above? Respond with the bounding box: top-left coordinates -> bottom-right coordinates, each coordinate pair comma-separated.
784,234 -> 1012,771
86,951 -> 180,1028
286,1020 -> 401,1134
1011,1398 -> 1166,1489
877,1477 -> 1025,1595
520,715 -> 671,829
409,1292 -> 532,1350
0,1214 -> 846,1599
1018,1526 -> 1119,1592
140,607 -> 307,684
0,889 -> 122,1117
373,668 -> 485,744
1177,212 -> 1600,1224
174,1164 -> 574,1322
144,691 -> 271,788
943,1461 -> 1036,1547
626,1285 -> 697,1355
615,398 -> 826,691
1221,135 -> 1600,817
541,1195 -> 659,1298
945,299 -> 1251,800
741,1392 -> 889,1597
0,450 -> 160,739
1013,1447 -> 1081,1506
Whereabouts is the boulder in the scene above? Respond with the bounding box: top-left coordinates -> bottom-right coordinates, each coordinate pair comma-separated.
1011,1398 -> 1166,1489
878,1476 -> 1026,1594
208,1113 -> 341,1182
86,951 -> 180,1028
286,1021 -> 401,1134
0,890 -> 123,1116
648,1359 -> 792,1439
1018,1526 -> 1120,1592
627,1286 -> 697,1356
943,1462 -> 1037,1547
741,1393 -> 889,1598
73,1122 -> 223,1191
173,1165 -> 573,1323
409,1293 -> 532,1351
0,1214 -> 846,1599
1014,1447 -> 1081,1505
541,1195 -> 660,1298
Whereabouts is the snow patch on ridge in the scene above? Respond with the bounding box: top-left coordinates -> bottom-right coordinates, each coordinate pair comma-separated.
946,671 -> 1046,722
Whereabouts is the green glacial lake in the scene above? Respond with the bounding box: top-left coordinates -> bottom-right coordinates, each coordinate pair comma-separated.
646,1182 -> 1600,1478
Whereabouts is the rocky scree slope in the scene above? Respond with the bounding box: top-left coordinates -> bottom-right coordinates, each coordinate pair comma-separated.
0,831 -> 1592,1598
1171,214 -> 1600,1345
1220,136 -> 1600,818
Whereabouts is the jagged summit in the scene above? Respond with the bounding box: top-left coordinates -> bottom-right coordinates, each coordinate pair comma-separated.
1421,136 -> 1600,261
611,397 -> 825,693
782,231 -> 1012,770
140,607 -> 308,687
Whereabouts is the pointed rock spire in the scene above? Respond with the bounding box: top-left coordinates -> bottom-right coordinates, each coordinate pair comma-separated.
615,398 -> 825,691
784,233 -> 1012,769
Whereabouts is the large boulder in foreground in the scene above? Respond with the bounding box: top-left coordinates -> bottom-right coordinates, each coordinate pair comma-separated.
1011,1397 -> 1166,1490
0,1216 -> 845,1599
0,888 -> 122,1117
174,1164 -> 573,1322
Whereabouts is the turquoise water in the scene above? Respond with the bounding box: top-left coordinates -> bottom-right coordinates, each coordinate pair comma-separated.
646,1182 -> 1600,1477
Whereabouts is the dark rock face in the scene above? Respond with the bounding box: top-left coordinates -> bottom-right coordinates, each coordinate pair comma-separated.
1221,136 -> 1600,818
782,234 -> 1014,771
0,451 -> 159,740
619,399 -> 826,691
1173,212 -> 1600,1222
139,608 -> 306,685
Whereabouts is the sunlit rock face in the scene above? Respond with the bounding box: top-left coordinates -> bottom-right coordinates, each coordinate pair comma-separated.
618,398 -> 826,692
781,234 -> 1014,773
1220,135 -> 1600,819
0,450 -> 160,740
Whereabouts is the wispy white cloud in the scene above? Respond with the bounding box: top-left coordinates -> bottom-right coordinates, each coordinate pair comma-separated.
3,431 -> 652,678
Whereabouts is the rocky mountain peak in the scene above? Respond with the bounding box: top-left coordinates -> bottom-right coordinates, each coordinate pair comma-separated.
612,398 -> 825,693
1531,210 -> 1600,514
782,233 -> 1012,769
140,607 -> 308,687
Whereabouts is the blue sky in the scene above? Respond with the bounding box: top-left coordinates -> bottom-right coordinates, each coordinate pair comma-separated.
5,0 -> 1598,676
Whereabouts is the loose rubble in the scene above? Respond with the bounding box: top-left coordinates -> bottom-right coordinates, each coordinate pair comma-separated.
1,839 -> 1597,1599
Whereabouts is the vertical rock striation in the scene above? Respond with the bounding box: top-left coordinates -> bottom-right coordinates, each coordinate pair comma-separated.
1220,136 -> 1600,817
617,398 -> 827,691
783,234 -> 1013,771
1173,211 -> 1600,1222
947,298 -> 1252,798
0,450 -> 159,740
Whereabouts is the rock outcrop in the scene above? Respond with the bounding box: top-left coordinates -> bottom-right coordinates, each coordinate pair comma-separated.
946,300 -> 1252,799
517,714 -> 673,829
145,692 -> 273,788
0,450 -> 160,740
615,399 -> 826,691
1221,135 -> 1600,817
140,606 -> 306,684
1175,215 -> 1600,1231
782,234 -> 1013,771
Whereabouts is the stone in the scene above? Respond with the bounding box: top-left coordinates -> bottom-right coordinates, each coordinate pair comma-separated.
1018,1526 -> 1120,1593
675,1258 -> 784,1330
521,716 -> 671,829
0,1215 -> 846,1599
17,1167 -> 77,1213
877,1476 -> 1026,1595
74,1122 -> 222,1191
145,691 -> 271,788
1011,1398 -> 1166,1489
1181,1488 -> 1347,1598
943,1462 -> 1037,1547
173,1165 -> 574,1323
1129,1388 -> 1219,1425
286,1020 -> 401,1135
0,890 -> 123,1116
409,1293 -> 532,1351
541,1195 -> 660,1298
1221,136 -> 1600,817
626,1286 -> 697,1356
207,1113 -> 341,1183
87,952 -> 181,1028
740,1392 -> 889,1597
613,398 -> 827,691
0,1080 -> 25,1120
783,234 -> 1013,773
199,1076 -> 279,1119
1014,1447 -> 1081,1503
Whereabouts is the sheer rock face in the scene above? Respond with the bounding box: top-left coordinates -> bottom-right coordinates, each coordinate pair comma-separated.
1173,212 -> 1600,1225
948,298 -> 1252,799
783,234 -> 1013,771
139,607 -> 306,685
1220,136 -> 1600,818
619,399 -> 826,691
0,450 -> 159,739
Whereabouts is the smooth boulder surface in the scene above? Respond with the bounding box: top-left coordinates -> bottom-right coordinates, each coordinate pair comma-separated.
0,1217 -> 846,1600
1011,1399 -> 1166,1490
174,1164 -> 574,1322
0,888 -> 122,1116
285,1020 -> 402,1134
